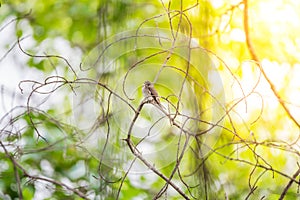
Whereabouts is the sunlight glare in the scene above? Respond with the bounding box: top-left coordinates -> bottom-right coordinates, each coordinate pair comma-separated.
229,28 -> 245,42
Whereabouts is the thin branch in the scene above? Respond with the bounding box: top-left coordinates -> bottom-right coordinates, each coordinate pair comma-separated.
0,141 -> 23,199
124,100 -> 190,199
279,164 -> 300,200
243,0 -> 300,128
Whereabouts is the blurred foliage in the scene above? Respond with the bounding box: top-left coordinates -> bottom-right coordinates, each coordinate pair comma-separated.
1,0 -> 300,199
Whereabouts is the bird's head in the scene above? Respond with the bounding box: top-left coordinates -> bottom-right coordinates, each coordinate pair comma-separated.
144,80 -> 152,87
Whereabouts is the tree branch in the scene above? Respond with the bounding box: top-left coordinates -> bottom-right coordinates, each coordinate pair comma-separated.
243,0 -> 300,128
279,164 -> 300,200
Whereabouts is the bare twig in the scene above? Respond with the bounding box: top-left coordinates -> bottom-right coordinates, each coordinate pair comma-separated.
279,164 -> 300,200
124,100 -> 190,199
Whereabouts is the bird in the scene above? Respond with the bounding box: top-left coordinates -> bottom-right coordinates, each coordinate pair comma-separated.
142,80 -> 163,107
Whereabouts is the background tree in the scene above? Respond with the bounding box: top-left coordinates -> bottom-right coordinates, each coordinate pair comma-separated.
1,0 -> 300,199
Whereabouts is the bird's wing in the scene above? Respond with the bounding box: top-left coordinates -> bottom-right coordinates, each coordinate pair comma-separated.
149,86 -> 158,97
149,87 -> 161,104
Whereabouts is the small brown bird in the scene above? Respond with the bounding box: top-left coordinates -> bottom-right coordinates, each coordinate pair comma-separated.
142,80 -> 162,107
